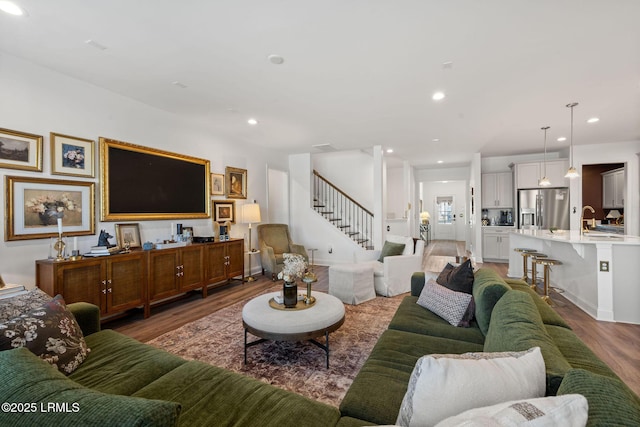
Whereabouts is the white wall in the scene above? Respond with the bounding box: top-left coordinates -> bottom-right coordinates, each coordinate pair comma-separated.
386,167 -> 404,219
0,53 -> 286,287
312,150 -> 373,210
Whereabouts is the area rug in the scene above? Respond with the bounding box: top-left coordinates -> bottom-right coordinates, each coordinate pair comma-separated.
147,289 -> 404,407
428,240 -> 458,257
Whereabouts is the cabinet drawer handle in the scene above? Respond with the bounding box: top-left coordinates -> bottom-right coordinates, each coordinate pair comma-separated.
107,279 -> 112,284
101,280 -> 107,285
102,289 -> 107,294
108,288 -> 112,293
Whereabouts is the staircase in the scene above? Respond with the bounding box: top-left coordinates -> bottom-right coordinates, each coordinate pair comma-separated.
312,170 -> 373,249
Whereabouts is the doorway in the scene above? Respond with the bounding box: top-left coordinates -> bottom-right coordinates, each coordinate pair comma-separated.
267,167 -> 289,224
434,195 -> 456,240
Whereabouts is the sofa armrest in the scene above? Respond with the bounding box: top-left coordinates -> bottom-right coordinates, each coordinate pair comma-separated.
382,254 -> 423,296
260,244 -> 277,273
289,244 -> 309,262
68,302 -> 101,336
411,272 -> 426,296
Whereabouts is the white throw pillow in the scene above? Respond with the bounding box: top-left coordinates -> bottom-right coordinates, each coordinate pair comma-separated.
396,347 -> 546,427
434,394 -> 588,427
386,234 -> 414,256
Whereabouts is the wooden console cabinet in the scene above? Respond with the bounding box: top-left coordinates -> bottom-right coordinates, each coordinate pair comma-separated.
36,239 -> 244,320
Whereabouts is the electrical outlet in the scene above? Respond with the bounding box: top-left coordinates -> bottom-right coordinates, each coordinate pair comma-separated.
599,261 -> 609,272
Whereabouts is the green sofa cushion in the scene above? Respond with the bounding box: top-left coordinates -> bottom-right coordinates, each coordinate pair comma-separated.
484,290 -> 572,395
388,296 -> 485,344
472,268 -> 512,336
557,369 -> 640,426
340,329 -> 483,425
133,360 -> 341,427
69,329 -> 186,395
0,347 -> 181,427
505,279 -> 571,329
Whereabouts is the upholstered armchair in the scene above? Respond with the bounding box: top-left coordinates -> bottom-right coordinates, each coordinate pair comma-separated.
257,224 -> 309,280
354,234 -> 425,297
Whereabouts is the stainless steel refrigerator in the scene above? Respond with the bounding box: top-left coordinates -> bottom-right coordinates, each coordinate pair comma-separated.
518,188 -> 570,230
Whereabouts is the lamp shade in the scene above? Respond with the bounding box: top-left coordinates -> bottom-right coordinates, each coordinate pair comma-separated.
420,211 -> 431,223
242,203 -> 261,224
606,210 -> 621,219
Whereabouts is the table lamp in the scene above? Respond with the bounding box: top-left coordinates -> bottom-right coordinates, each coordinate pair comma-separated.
606,209 -> 621,225
420,211 -> 431,224
242,203 -> 261,282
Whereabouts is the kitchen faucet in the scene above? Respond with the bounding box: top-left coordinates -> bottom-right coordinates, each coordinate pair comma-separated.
581,205 -> 596,235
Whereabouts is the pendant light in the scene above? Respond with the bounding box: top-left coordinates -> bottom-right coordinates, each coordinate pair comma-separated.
565,102 -> 580,178
539,126 -> 551,186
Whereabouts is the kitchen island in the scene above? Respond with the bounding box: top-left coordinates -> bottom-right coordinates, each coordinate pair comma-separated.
508,229 -> 640,324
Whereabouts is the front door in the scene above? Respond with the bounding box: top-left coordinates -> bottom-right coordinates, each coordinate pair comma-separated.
434,196 -> 456,240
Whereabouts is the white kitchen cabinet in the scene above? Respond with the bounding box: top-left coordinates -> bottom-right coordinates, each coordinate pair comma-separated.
515,160 -> 569,189
602,168 -> 625,208
482,227 -> 511,262
481,172 -> 513,208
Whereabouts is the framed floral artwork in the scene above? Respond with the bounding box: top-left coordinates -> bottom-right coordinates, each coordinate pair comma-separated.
51,132 -> 95,178
0,127 -> 43,172
225,166 -> 247,199
114,223 -> 142,249
5,176 -> 95,241
211,173 -> 224,196
212,200 -> 236,223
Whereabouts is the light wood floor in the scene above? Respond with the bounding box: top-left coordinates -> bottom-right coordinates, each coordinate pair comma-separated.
111,240 -> 640,397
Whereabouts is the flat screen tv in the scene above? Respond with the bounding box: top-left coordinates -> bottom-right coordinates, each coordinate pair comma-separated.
100,138 -> 210,221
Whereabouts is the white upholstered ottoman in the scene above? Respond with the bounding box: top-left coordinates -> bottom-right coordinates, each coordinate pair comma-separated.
328,263 -> 375,305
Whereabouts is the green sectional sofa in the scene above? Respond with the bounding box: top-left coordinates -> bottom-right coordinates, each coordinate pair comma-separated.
2,268 -> 639,426
339,268 -> 640,426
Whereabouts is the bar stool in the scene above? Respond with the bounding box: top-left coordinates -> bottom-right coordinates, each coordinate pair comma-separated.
534,258 -> 563,305
528,253 -> 548,291
513,248 -> 538,282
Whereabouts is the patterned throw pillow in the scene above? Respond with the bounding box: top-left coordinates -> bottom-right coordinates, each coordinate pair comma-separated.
417,279 -> 473,327
0,288 -> 51,323
0,295 -> 90,374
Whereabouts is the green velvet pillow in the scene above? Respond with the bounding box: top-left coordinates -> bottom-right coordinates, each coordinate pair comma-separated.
484,290 -> 572,395
557,369 -> 640,426
471,268 -> 512,336
0,347 -> 181,426
378,241 -> 406,262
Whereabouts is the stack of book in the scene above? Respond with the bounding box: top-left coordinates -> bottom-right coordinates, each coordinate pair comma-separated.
84,246 -> 119,257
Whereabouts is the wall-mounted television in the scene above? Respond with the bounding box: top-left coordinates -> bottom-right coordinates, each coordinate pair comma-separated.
100,138 -> 210,221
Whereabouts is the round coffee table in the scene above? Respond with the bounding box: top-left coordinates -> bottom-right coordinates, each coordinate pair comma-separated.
242,291 -> 345,368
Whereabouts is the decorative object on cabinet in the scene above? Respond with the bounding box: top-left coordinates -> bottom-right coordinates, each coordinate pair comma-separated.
97,230 -> 116,248
50,132 -> 95,178
211,173 -> 224,195
225,166 -> 247,199
5,176 -> 95,241
100,137 -> 210,221
241,203 -> 261,282
538,126 -> 551,187
213,199 -> 236,223
114,223 -> 142,249
564,102 -> 580,179
0,127 -> 43,172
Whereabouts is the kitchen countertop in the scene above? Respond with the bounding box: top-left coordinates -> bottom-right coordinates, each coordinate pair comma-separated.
512,229 -> 640,245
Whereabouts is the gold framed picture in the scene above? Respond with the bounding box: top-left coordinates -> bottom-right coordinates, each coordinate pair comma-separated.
0,127 -> 43,172
5,175 -> 95,241
212,200 -> 236,223
114,223 -> 142,249
211,173 -> 224,196
225,166 -> 247,199
51,132 -> 95,178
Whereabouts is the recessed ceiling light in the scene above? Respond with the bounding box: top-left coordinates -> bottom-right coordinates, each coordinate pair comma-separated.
432,138 -> 440,142
587,117 -> 600,123
85,39 -> 108,51
267,54 -> 284,65
0,1 -> 25,15
557,137 -> 567,142
386,149 -> 393,153
432,91 -> 446,101
437,160 -> 444,164
441,181 -> 448,183
247,118 -> 258,125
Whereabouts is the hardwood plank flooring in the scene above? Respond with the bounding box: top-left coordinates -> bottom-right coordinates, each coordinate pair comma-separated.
111,240 -> 639,396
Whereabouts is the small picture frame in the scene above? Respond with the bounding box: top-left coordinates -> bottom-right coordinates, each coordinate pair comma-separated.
211,173 -> 224,196
51,132 -> 95,178
213,200 -> 236,223
0,127 -> 43,172
225,166 -> 247,199
114,223 -> 142,249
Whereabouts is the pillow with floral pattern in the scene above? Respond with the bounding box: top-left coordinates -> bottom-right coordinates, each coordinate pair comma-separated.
0,295 -> 90,374
0,288 -> 51,323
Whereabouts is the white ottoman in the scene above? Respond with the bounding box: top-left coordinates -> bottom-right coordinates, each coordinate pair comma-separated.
329,264 -> 375,305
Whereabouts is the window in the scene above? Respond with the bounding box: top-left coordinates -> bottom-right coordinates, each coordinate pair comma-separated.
436,197 -> 453,224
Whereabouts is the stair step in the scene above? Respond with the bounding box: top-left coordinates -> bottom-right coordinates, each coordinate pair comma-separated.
338,225 -> 351,229
328,218 -> 342,222
313,204 -> 325,208
356,238 -> 368,243
348,232 -> 359,236
319,212 -> 333,215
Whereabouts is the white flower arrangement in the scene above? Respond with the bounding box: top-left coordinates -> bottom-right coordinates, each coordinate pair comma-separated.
277,253 -> 308,283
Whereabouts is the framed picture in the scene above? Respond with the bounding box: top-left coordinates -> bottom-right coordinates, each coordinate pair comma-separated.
0,127 -> 43,172
51,132 -> 95,178
225,166 -> 247,199
114,223 -> 142,249
211,173 -> 224,196
5,176 -> 95,241
212,200 -> 236,223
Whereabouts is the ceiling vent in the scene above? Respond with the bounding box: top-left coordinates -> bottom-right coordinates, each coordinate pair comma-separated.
312,143 -> 337,152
